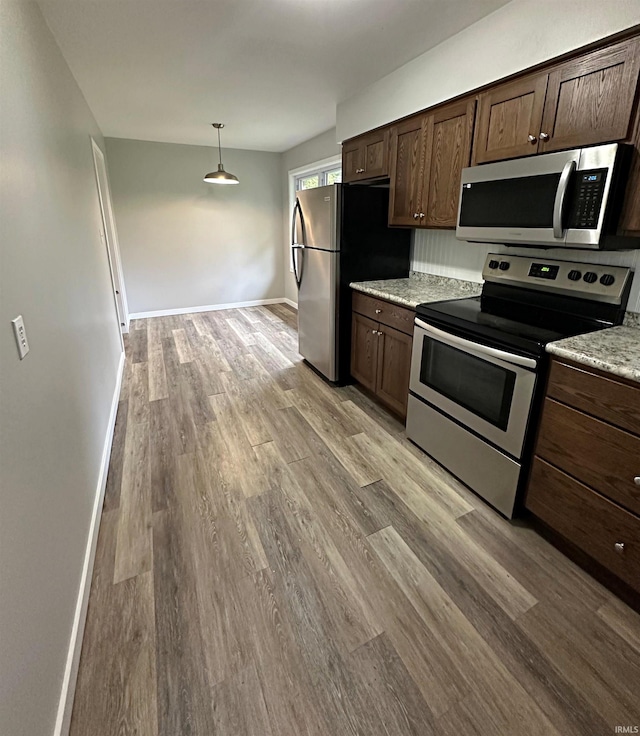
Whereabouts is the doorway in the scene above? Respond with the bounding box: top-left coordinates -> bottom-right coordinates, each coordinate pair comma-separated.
91,138 -> 129,334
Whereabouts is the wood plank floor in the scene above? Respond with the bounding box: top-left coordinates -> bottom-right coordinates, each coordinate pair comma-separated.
71,304 -> 640,736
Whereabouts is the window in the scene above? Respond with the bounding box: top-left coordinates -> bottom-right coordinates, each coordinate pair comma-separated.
295,165 -> 341,191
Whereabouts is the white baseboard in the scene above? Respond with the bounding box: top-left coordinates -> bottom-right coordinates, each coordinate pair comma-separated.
54,349 -> 126,736
281,298 -> 298,310
129,297 -> 290,320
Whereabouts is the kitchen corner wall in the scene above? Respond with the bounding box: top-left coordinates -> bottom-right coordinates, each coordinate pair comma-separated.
281,128 -> 342,305
412,230 -> 640,313
0,3 -> 124,735
105,138 -> 283,315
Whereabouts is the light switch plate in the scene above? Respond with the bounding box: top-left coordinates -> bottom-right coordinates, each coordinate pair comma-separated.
11,315 -> 30,359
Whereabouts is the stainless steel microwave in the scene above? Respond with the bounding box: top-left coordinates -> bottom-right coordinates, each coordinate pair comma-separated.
456,143 -> 638,250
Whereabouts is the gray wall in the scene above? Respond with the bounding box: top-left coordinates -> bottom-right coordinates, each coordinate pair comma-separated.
0,3 -> 124,735
280,128 -> 341,304
105,138 -> 283,315
337,0 -> 640,141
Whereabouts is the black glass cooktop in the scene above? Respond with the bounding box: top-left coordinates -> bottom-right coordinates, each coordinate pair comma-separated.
416,292 -> 612,359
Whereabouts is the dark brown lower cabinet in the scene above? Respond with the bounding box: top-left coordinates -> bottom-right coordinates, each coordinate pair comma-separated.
351,293 -> 414,420
350,312 -> 379,392
375,326 -> 413,417
526,357 -> 640,603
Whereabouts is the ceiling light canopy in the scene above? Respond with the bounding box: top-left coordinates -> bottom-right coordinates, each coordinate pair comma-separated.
204,123 -> 239,185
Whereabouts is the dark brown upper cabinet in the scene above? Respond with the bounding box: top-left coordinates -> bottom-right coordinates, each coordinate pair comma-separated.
539,38 -> 640,153
389,99 -> 475,228
342,128 -> 390,183
473,73 -> 549,164
474,38 -> 640,164
422,98 -> 476,228
388,114 -> 428,226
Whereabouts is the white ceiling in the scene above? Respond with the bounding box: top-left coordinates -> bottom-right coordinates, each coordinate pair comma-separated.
39,0 -> 511,152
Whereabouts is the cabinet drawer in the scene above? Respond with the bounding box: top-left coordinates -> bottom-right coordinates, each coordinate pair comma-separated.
526,458 -> 640,593
352,292 -> 414,335
547,359 -> 640,436
537,398 -> 640,516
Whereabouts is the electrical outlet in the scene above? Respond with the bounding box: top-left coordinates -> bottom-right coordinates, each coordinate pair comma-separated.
11,315 -> 30,359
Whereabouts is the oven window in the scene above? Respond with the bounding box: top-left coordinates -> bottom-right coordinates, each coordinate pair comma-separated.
420,338 -> 516,430
459,173 -> 560,228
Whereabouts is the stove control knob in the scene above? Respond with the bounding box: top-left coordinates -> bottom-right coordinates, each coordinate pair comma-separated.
600,274 -> 615,286
568,269 -> 582,281
583,271 -> 598,284
499,261 -> 510,271
488,259 -> 500,270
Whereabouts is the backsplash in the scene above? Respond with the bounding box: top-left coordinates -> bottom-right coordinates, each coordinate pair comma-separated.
412,229 -> 640,314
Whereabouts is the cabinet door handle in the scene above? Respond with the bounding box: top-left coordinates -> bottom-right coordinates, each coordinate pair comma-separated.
375,308 -> 382,314
413,213 -> 420,219
528,134 -> 537,144
614,542 -> 625,554
539,132 -> 550,141
419,212 -> 425,218
634,476 -> 640,486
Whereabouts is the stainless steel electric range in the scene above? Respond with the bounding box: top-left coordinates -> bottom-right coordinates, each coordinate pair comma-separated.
407,253 -> 632,518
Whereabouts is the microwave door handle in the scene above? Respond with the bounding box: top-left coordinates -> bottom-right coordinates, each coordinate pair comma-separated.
553,161 -> 576,239
414,318 -> 537,370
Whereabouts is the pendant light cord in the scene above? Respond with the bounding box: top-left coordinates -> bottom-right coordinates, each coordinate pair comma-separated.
217,126 -> 223,166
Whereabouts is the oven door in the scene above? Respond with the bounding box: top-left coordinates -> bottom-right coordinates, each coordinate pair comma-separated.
409,318 -> 537,459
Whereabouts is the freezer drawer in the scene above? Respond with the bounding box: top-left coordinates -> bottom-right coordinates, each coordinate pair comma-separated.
298,247 -> 339,381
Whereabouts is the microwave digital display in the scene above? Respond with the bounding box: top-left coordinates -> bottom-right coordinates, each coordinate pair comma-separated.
529,263 -> 559,280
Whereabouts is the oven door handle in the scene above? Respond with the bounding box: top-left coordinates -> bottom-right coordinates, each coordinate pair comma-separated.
414,318 -> 537,370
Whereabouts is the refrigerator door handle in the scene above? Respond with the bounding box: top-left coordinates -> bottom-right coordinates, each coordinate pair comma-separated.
291,197 -> 306,247
291,197 -> 307,290
292,245 -> 304,289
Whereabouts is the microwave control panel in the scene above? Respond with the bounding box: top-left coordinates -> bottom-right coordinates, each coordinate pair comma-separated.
569,169 -> 607,229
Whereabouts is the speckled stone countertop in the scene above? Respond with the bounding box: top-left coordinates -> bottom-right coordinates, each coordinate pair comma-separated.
350,272 -> 481,309
546,321 -> 640,384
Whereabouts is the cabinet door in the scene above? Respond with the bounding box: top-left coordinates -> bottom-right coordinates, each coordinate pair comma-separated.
423,98 -> 476,228
375,324 -> 413,418
342,129 -> 390,183
540,38 -> 640,153
473,73 -> 548,163
342,141 -> 364,183
388,114 -> 428,226
351,313 -> 379,392
361,128 -> 390,180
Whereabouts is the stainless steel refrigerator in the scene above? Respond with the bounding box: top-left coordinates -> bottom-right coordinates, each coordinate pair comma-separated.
291,184 -> 410,383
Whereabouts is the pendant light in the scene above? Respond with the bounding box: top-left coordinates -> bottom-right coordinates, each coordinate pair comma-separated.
204,123 -> 239,185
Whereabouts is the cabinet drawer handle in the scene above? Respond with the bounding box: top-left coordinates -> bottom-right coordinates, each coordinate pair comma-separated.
375,308 -> 382,314
539,132 -> 550,141
528,134 -> 537,144
634,476 -> 640,486
614,542 -> 625,554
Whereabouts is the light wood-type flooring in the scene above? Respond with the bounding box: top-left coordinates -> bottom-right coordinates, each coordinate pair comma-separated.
71,304 -> 640,736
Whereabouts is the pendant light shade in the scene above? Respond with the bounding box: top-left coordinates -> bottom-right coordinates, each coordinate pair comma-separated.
204,123 -> 239,185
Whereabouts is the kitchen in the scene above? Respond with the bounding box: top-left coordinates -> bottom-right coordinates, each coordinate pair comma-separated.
3,2 -> 640,736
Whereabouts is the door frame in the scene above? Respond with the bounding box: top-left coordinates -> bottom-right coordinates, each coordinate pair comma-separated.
90,138 -> 129,334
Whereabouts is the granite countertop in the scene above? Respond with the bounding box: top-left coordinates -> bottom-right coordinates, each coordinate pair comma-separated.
546,324 -> 640,384
350,272 -> 482,309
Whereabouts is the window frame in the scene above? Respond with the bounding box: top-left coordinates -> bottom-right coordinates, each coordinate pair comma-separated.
295,164 -> 342,192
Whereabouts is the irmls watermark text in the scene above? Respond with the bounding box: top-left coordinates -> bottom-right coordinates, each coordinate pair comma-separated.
615,727 -> 639,733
